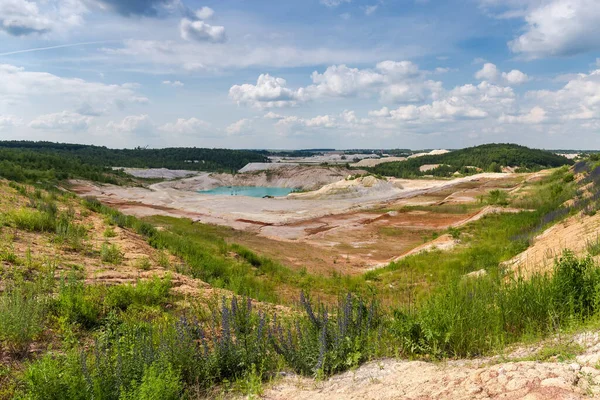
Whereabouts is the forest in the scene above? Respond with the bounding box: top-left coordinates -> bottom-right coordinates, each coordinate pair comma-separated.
0,141 -> 268,175
371,143 -> 573,178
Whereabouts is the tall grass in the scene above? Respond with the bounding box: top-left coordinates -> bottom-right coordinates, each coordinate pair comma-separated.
22,296 -> 276,399
392,251 -> 600,358
270,293 -> 384,377
0,274 -> 52,355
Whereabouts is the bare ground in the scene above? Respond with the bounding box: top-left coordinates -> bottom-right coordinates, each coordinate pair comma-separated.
259,331 -> 600,400
70,173 -> 526,274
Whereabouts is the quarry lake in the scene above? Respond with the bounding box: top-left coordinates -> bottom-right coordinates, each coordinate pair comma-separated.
198,186 -> 294,197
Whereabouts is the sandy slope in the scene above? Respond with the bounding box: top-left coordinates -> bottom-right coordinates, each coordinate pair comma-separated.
260,331 -> 600,400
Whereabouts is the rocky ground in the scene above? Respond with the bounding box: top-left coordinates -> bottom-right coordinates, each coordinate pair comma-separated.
260,331 -> 600,400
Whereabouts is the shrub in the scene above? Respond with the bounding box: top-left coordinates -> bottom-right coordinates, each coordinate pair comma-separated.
103,227 -> 117,238
135,257 -> 152,271
101,243 -> 123,265
54,275 -> 100,329
119,363 -> 182,400
105,277 -> 171,311
392,251 -> 600,358
54,216 -> 88,251
270,293 -> 382,376
0,279 -> 49,354
8,208 -> 56,232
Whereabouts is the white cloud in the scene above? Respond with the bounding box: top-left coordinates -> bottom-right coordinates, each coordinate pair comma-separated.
180,18 -> 226,43
107,114 -> 153,134
499,107 -> 547,124
475,63 -> 529,85
508,0 -> 600,58
229,74 -> 305,108
0,64 -> 147,108
528,68 -> 600,121
101,39 -> 399,71
195,6 -> 214,20
159,117 -> 211,134
0,0 -> 86,36
29,111 -> 92,131
230,61 -> 449,108
321,0 -> 351,7
264,112 -> 284,119
0,115 -> 22,130
162,80 -> 184,87
226,118 -> 254,135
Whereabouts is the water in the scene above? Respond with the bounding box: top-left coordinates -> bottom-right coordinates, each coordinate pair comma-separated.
198,186 -> 294,198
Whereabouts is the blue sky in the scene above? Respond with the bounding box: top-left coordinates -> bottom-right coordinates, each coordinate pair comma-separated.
1,0 -> 600,149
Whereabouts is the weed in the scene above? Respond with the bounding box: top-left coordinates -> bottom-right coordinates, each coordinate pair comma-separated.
103,227 -> 117,238
100,242 -> 123,264
135,257 -> 152,271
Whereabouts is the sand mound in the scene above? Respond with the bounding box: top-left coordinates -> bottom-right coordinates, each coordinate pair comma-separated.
351,157 -> 407,167
503,212 -> 600,277
288,175 -> 402,200
154,166 -> 365,192
408,149 -> 451,159
119,168 -> 198,179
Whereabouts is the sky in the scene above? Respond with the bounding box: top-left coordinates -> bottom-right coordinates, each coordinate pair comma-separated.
0,0 -> 600,149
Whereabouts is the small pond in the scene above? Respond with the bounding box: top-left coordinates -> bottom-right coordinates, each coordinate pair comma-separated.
198,186 -> 294,198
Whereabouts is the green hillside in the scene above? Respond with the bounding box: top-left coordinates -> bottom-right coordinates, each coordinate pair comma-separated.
371,143 -> 573,178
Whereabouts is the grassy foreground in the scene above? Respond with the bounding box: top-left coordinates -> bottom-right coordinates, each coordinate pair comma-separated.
2,161 -> 600,398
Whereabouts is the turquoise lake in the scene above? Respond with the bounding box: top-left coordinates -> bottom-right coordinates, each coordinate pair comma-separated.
198,186 -> 294,198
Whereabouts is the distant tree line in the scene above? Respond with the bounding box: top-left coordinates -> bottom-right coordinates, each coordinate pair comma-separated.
0,141 -> 269,174
370,143 -> 574,178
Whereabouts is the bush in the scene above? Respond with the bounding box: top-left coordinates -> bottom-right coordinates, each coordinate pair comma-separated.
103,227 -> 117,238
8,208 -> 55,232
392,251 -> 600,358
0,279 -> 49,354
54,216 -> 88,251
135,257 -> 152,271
104,277 -> 172,311
120,363 -> 182,400
270,293 -> 382,376
54,275 -> 100,329
101,243 -> 123,265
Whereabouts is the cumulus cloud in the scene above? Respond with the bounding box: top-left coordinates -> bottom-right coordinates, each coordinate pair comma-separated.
499,107 -> 547,124
508,0 -> 600,58
180,18 -> 226,43
107,114 -> 153,134
195,6 -> 214,19
162,80 -> 184,87
93,0 -> 174,17
475,63 -> 529,85
226,118 -> 254,135
0,64 -> 147,109
229,74 -> 305,108
528,68 -> 600,121
0,0 -> 85,36
29,111 -> 92,131
0,115 -> 22,130
230,61 -> 443,108
158,117 -> 211,134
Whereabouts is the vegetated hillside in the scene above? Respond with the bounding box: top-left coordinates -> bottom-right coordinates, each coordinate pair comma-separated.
5,154 -> 600,399
0,148 -> 130,184
371,143 -> 573,178
0,141 -> 268,173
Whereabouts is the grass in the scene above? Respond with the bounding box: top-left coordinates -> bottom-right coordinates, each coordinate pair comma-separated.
100,242 -> 123,264
392,251 -> 600,358
3,160 -> 600,398
0,273 -> 52,355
